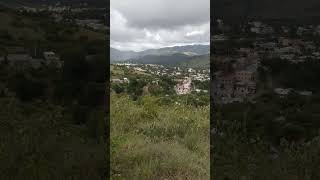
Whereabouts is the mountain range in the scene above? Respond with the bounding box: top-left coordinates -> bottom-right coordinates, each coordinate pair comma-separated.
111,44 -> 209,61
110,45 -> 210,68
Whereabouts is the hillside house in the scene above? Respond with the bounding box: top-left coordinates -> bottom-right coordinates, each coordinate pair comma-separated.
123,78 -> 129,83
43,52 -> 63,68
44,52 -> 59,61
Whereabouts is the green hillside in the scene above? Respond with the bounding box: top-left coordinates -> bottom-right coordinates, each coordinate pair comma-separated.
129,53 -> 209,69
132,53 -> 192,66
111,93 -> 210,179
178,54 -> 210,69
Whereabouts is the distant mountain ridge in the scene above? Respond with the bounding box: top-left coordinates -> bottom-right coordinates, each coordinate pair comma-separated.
110,44 -> 210,62
131,53 -> 209,68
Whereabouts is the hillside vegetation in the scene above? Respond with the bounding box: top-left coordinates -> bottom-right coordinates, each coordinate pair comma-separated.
110,93 -> 210,179
178,54 -> 210,69
130,53 -> 210,68
0,7 -> 107,179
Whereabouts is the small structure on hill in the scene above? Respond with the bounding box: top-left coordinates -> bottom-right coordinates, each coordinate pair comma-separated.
43,51 -> 63,68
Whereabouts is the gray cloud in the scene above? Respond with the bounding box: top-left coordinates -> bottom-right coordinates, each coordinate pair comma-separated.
110,0 -> 210,51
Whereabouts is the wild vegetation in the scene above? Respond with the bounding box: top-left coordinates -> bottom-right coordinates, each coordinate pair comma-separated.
110,93 -> 210,179
0,6 -> 107,179
110,60 -> 210,179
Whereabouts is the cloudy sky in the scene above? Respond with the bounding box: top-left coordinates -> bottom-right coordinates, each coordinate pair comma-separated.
111,0 -> 210,52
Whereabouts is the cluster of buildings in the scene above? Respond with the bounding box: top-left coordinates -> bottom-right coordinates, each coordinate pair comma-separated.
112,63 -> 209,95
175,78 -> 192,95
0,47 -> 63,69
18,5 -> 107,31
174,78 -> 209,95
113,63 -> 210,82
253,37 -> 320,63
213,50 -> 258,104
213,19 -> 320,103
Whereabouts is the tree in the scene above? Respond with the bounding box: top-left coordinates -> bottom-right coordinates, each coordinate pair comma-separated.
112,84 -> 125,94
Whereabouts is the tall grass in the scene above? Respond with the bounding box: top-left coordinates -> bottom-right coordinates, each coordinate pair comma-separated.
110,93 -> 210,180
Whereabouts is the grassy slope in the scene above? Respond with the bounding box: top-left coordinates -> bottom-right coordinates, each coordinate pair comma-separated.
110,94 -> 210,179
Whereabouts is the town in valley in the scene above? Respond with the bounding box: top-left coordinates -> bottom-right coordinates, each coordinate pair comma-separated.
213,19 -> 319,104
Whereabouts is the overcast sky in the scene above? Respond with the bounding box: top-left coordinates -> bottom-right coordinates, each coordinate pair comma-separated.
110,0 -> 210,52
